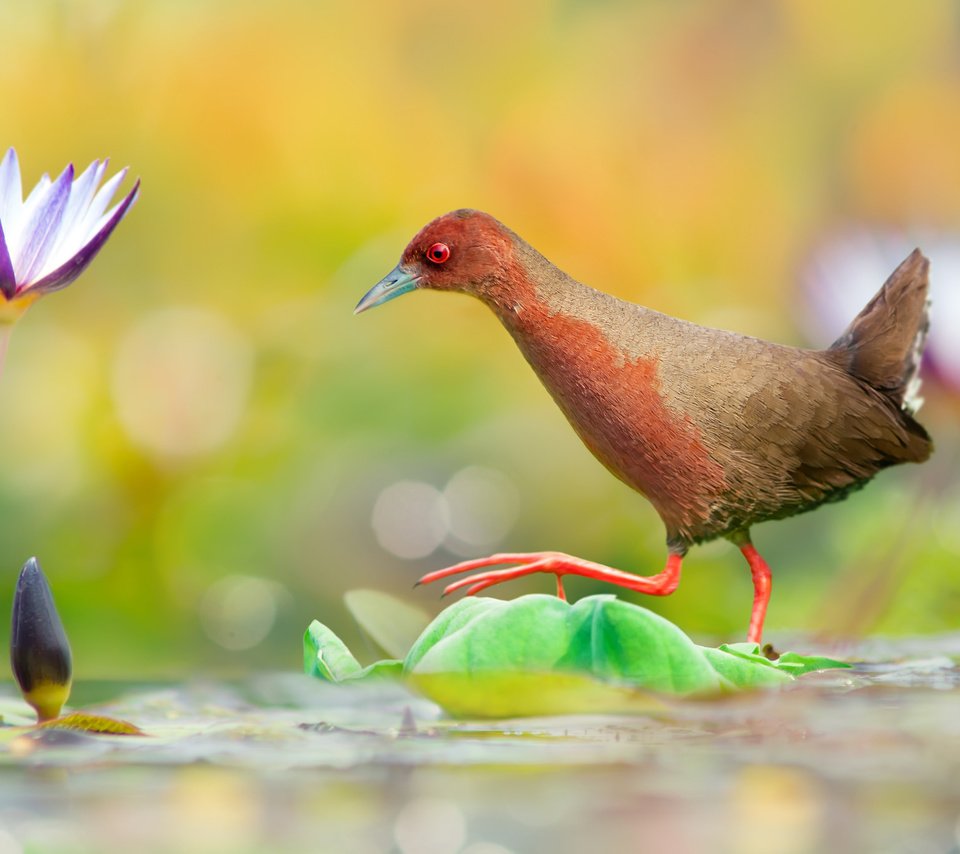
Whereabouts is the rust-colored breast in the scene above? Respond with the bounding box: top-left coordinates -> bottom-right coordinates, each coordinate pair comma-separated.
492,279 -> 728,548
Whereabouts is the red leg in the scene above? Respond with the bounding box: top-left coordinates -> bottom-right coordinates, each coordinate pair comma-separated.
738,543 -> 772,645
416,551 -> 683,600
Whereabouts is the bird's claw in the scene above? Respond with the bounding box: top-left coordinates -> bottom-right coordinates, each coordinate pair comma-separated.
417,552 -> 573,599
415,550 -> 679,601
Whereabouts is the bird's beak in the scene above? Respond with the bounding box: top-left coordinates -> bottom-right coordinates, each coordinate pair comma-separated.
355,265 -> 420,315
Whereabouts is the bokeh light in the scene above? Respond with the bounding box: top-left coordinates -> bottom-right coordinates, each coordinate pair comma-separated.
444,466 -> 519,555
199,574 -> 289,652
370,467 -> 518,561
112,307 -> 253,460
372,481 -> 449,560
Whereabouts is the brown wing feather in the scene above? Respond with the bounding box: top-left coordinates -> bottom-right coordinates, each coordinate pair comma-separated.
644,318 -> 930,543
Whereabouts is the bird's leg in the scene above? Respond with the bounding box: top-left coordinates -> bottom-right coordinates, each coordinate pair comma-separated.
735,538 -> 772,645
416,551 -> 683,601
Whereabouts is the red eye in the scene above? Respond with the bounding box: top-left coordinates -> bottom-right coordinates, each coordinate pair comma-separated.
426,242 -> 450,264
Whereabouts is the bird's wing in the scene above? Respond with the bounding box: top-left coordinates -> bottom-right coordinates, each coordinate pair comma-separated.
658,323 -> 928,525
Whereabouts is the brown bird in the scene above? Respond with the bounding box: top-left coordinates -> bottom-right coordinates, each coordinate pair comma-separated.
355,210 -> 932,643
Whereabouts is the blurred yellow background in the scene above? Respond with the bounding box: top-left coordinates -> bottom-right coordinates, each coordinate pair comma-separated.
0,0 -> 958,676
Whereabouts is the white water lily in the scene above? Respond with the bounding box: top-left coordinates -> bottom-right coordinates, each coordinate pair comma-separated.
0,147 -> 139,324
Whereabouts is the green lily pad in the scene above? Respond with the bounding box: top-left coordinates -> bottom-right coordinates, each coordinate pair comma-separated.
303,621 -> 403,682
406,595 -> 725,695
304,594 -> 849,717
409,671 -> 670,718
701,645 -> 793,689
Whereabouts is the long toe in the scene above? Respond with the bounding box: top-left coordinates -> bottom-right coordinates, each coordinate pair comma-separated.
418,551 -> 683,600
416,551 -> 566,587
440,561 -> 555,596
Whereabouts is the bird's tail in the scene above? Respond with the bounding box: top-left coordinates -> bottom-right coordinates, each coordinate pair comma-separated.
828,248 -> 930,415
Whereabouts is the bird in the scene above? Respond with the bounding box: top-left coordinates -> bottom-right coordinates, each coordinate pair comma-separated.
355,210 -> 933,644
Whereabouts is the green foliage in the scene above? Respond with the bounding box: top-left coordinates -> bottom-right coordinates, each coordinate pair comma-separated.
701,645 -> 793,689
304,621 -> 362,682
305,594 -> 849,717
406,596 -> 726,695
303,621 -> 403,682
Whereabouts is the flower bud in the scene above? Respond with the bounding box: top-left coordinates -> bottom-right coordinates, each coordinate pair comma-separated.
10,557 -> 72,721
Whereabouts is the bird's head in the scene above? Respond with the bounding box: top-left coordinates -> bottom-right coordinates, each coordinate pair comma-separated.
355,209 -> 516,314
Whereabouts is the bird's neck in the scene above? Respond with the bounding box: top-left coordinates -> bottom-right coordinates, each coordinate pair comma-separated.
478,237 -> 654,362
481,239 -> 593,331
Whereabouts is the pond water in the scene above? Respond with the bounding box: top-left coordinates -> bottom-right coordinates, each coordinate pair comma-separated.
2,635 -> 960,853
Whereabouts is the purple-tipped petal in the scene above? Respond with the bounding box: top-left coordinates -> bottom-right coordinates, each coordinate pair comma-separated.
15,165 -> 73,286
0,148 -> 22,231
0,219 -> 16,299
74,167 -> 127,239
39,160 -> 107,277
68,160 -> 107,216
29,178 -> 140,296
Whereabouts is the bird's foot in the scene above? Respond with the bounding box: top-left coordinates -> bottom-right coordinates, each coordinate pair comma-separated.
416,551 -> 683,601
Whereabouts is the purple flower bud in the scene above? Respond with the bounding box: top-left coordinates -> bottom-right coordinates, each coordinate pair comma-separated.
10,557 -> 72,722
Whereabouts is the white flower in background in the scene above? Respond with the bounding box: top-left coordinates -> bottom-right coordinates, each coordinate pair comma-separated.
0,147 -> 139,324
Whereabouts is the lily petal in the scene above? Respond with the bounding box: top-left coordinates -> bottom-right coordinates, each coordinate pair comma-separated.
30,178 -> 140,296
0,220 -> 16,299
74,167 -> 127,240
0,148 -> 22,234
21,172 -> 51,213
39,160 -> 107,278
15,165 -> 73,285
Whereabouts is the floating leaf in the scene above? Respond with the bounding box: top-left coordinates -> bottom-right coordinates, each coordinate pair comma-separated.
304,620 -> 403,683
772,651 -> 852,676
406,595 -> 724,696
304,620 -> 363,682
713,643 -> 850,677
305,594 -> 851,717
37,712 -> 145,736
410,671 -> 669,718
700,646 -> 793,689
